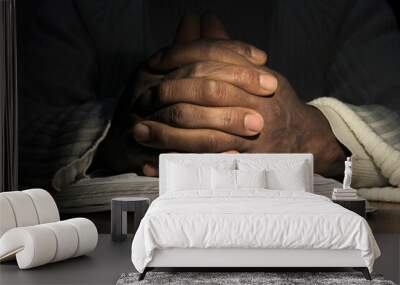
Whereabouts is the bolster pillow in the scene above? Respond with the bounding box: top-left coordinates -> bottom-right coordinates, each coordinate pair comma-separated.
0,218 -> 98,269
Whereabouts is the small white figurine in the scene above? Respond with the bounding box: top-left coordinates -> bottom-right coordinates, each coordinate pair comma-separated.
332,157 -> 357,200
343,157 -> 352,189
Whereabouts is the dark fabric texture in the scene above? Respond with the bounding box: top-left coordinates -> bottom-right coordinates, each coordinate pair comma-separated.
19,0 -> 400,189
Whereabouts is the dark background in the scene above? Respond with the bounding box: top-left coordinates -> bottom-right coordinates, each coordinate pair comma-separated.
388,0 -> 400,22
17,1 -> 400,46
16,1 -> 400,92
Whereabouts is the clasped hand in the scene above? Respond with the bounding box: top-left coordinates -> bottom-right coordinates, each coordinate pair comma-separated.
96,15 -> 345,178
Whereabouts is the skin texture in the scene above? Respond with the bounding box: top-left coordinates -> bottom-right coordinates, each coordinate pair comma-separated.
94,14 -> 345,178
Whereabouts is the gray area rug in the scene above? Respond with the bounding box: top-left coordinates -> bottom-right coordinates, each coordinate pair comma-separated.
116,272 -> 396,285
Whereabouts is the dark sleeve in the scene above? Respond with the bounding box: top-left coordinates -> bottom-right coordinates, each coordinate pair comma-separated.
325,0 -> 400,113
19,0 -> 114,190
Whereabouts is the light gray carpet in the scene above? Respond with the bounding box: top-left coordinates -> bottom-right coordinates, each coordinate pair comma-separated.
116,272 -> 396,285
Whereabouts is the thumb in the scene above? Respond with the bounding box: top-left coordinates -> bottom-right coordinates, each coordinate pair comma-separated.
201,14 -> 230,39
174,14 -> 201,45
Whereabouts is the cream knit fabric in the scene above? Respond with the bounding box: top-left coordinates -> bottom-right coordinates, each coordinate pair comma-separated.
309,97 -> 400,203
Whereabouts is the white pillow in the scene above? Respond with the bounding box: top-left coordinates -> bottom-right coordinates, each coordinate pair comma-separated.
211,168 -> 237,190
238,159 -> 308,191
236,169 -> 267,188
266,161 -> 307,191
211,169 -> 268,190
167,163 -> 211,191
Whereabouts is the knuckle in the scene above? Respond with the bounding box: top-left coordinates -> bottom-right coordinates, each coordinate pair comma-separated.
201,131 -> 244,152
158,81 -> 173,103
233,68 -> 258,84
272,103 -> 283,118
204,79 -> 218,95
168,104 -> 185,125
221,109 -> 236,128
203,43 -> 220,59
190,62 -> 205,77
205,133 -> 222,152
242,45 -> 252,58
204,80 -> 229,104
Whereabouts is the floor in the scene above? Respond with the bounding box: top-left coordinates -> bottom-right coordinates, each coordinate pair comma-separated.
1,202 -> 399,284
367,202 -> 400,283
368,202 -> 400,233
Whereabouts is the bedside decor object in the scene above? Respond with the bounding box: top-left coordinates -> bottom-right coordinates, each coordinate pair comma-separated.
343,157 -> 353,189
332,157 -> 358,200
0,189 -> 98,269
111,197 -> 150,242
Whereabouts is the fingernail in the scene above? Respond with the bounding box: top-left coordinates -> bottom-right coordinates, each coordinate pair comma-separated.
259,74 -> 278,91
251,47 -> 266,61
244,114 -> 263,132
133,123 -> 150,142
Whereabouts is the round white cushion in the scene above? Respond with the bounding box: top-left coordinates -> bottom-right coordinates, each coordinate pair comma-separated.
24,189 -> 59,224
65,218 -> 98,257
0,218 -> 98,269
0,196 -> 17,237
42,221 -> 79,262
0,189 -> 60,238
1,191 -> 39,228
0,226 -> 57,268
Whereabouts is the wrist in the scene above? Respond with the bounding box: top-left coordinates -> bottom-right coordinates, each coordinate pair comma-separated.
300,105 -> 346,177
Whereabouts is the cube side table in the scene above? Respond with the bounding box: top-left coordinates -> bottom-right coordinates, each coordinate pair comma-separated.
111,197 -> 150,242
332,197 -> 366,218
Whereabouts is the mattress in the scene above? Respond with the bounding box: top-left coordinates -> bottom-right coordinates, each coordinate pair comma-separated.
131,190 -> 380,273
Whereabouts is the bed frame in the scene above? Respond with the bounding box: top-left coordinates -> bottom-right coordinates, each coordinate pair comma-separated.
139,154 -> 371,281
139,248 -> 370,280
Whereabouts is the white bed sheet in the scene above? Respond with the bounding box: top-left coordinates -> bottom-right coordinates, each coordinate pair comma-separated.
131,190 -> 380,273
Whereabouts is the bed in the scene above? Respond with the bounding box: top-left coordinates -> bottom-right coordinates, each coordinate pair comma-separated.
131,154 -> 380,280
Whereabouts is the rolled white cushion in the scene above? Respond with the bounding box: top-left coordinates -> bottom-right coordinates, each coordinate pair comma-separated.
23,189 -> 59,223
65,218 -> 98,257
0,226 -> 57,269
0,218 -> 98,269
0,196 -> 17,237
1,191 -> 39,227
42,221 -> 79,262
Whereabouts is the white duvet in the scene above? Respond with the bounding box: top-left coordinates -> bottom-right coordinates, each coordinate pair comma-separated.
131,190 -> 380,273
